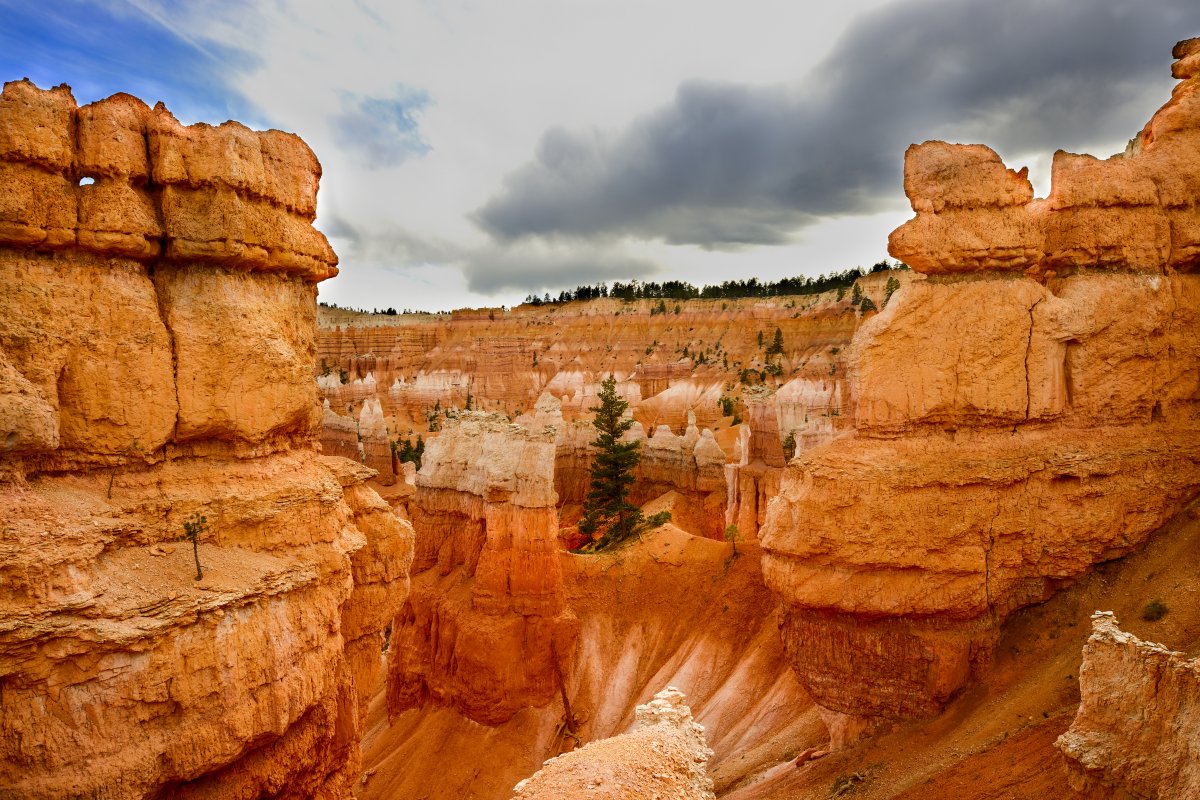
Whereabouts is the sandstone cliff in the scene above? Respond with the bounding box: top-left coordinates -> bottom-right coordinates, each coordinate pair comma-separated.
1057,612 -> 1200,799
0,81 -> 412,799
512,687 -> 716,800
760,39 -> 1200,735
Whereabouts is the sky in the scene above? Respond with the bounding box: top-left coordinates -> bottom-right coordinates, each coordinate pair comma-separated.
1,1 -> 1196,311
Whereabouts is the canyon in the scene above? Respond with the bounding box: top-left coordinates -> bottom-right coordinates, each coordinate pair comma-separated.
3,34 -> 1200,800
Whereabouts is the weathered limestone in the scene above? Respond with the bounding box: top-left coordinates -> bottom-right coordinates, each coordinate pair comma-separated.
0,78 -> 338,474
890,40 -> 1200,276
387,411 -> 578,725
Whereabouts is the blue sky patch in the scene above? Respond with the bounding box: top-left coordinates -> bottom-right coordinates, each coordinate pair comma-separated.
0,0 -> 261,125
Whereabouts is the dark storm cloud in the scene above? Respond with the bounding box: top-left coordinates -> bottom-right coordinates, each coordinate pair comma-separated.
331,85 -> 431,166
475,0 -> 1199,247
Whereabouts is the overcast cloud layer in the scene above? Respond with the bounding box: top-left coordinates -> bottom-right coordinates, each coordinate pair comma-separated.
477,0 -> 1199,248
1,0 -> 1197,309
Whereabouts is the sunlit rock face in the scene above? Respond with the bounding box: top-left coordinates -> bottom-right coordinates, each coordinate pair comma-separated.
0,80 -> 413,799
761,39 -> 1200,733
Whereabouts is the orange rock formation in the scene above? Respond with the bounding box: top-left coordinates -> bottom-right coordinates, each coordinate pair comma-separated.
387,411 -> 578,725
761,39 -> 1200,736
0,81 -> 412,798
1056,612 -> 1200,799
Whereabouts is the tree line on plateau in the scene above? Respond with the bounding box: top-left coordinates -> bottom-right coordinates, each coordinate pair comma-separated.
523,260 -> 907,306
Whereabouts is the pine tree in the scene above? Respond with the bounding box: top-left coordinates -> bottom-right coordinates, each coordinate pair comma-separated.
766,327 -> 784,356
578,375 -> 644,550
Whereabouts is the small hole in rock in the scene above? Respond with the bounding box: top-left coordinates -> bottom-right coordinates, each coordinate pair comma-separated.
79,176 -> 95,186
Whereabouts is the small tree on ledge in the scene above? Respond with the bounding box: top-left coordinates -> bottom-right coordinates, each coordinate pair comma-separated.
181,513 -> 207,581
578,375 -> 644,551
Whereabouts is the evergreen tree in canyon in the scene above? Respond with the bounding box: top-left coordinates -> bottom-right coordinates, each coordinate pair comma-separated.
578,375 -> 644,550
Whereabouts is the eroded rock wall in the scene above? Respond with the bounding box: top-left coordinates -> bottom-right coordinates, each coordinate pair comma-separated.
0,81 -> 412,799
1056,612 -> 1200,799
760,40 -> 1200,732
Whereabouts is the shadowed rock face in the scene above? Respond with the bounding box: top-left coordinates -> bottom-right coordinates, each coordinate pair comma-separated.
0,81 -> 412,799
761,39 -> 1200,735
1056,612 -> 1200,799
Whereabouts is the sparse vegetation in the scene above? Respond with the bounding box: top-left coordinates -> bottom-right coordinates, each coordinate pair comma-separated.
766,327 -> 784,356
882,275 -> 901,308
724,523 -> 741,556
831,772 -> 866,797
181,513 -> 207,581
393,435 -> 425,470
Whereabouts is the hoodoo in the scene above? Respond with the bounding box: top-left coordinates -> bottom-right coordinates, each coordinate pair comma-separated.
760,37 -> 1200,738
0,81 -> 413,797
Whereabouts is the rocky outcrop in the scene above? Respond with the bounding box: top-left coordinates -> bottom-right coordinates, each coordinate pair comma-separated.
387,411 -> 578,725
511,687 -> 716,800
1056,612 -> 1200,799
0,81 -> 412,799
635,414 -> 728,538
761,40 -> 1200,734
890,39 -> 1200,277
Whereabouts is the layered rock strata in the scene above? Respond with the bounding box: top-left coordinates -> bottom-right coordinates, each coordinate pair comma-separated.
761,40 -> 1200,733
511,687 -> 716,800
0,81 -> 412,798
1056,612 -> 1200,799
387,412 -> 578,725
